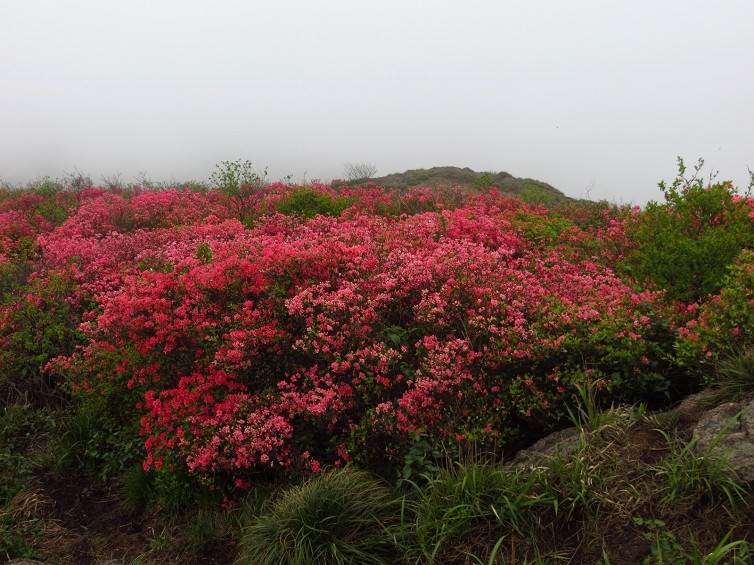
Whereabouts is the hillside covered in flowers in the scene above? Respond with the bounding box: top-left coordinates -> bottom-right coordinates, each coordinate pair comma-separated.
3,163 -> 754,562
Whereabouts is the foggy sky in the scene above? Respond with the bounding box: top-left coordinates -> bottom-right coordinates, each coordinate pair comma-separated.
1,0 -> 753,203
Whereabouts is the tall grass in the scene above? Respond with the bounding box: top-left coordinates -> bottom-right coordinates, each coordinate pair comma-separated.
714,348 -> 754,403
652,429 -> 745,509
237,467 -> 401,565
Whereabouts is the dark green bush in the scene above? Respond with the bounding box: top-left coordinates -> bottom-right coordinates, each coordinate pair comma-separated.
472,171 -> 495,190
55,399 -> 142,480
237,467 -> 401,565
275,189 -> 353,218
0,273 -> 83,404
0,404 -> 57,504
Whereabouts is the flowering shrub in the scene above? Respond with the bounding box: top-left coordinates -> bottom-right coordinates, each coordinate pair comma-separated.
677,250 -> 754,369
0,180 -> 722,492
20,186 -> 680,486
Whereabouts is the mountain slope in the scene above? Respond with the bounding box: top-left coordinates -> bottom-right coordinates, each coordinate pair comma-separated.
342,166 -> 569,204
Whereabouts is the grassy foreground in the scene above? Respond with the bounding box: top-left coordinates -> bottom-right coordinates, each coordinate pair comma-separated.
3,372 -> 754,564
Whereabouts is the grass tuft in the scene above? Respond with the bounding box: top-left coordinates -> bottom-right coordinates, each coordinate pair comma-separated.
237,467 -> 401,565
651,429 -> 745,509
714,348 -> 754,403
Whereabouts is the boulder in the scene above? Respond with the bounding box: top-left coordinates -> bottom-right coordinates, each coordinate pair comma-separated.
511,427 -> 581,468
673,389 -> 719,426
692,398 -> 754,482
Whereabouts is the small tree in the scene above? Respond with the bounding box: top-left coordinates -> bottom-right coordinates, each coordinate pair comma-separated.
134,171 -> 154,189
344,162 -> 377,182
63,168 -> 93,192
209,159 -> 267,219
102,173 -> 123,190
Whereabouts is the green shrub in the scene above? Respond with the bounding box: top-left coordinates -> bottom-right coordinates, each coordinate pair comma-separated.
472,172 -> 495,190
55,401 -> 142,480
34,199 -> 69,225
512,211 -> 576,247
119,465 -> 155,516
275,189 -> 353,218
209,159 -> 267,219
27,176 -> 65,195
0,273 -> 83,404
210,159 -> 265,199
622,158 -> 754,302
635,522 -> 754,565
237,467 -> 401,565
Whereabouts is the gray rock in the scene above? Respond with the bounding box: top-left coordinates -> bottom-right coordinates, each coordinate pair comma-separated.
674,389 -> 719,425
511,427 -> 581,468
692,399 -> 754,482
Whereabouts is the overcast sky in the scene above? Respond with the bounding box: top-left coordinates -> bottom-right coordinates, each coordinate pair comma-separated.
1,0 -> 752,203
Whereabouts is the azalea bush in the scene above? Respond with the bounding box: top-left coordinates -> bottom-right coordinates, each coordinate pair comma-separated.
0,172 -> 746,494
677,249 -> 754,369
6,185 -> 675,489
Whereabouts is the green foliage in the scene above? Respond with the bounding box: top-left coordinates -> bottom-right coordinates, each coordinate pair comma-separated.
513,211 -> 576,246
0,248 -> 36,300
566,378 -> 613,432
634,519 -> 753,565
275,189 -> 353,218
237,467 -> 401,565
119,465 -> 156,516
0,273 -> 83,403
34,199 -> 69,225
622,158 -> 754,302
400,432 -> 443,483
676,251 -> 754,368
472,171 -> 495,190
520,182 -> 560,205
538,445 -> 600,522
209,159 -> 267,220
407,463 -> 555,562
699,533 -> 753,564
0,514 -> 35,561
0,405 -> 56,504
196,242 -> 213,264
209,159 -> 266,199
363,166 -> 567,203
175,180 -> 210,192
0,405 -> 58,561
713,349 -> 754,402
27,176 -> 65,195
55,400 -> 143,481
